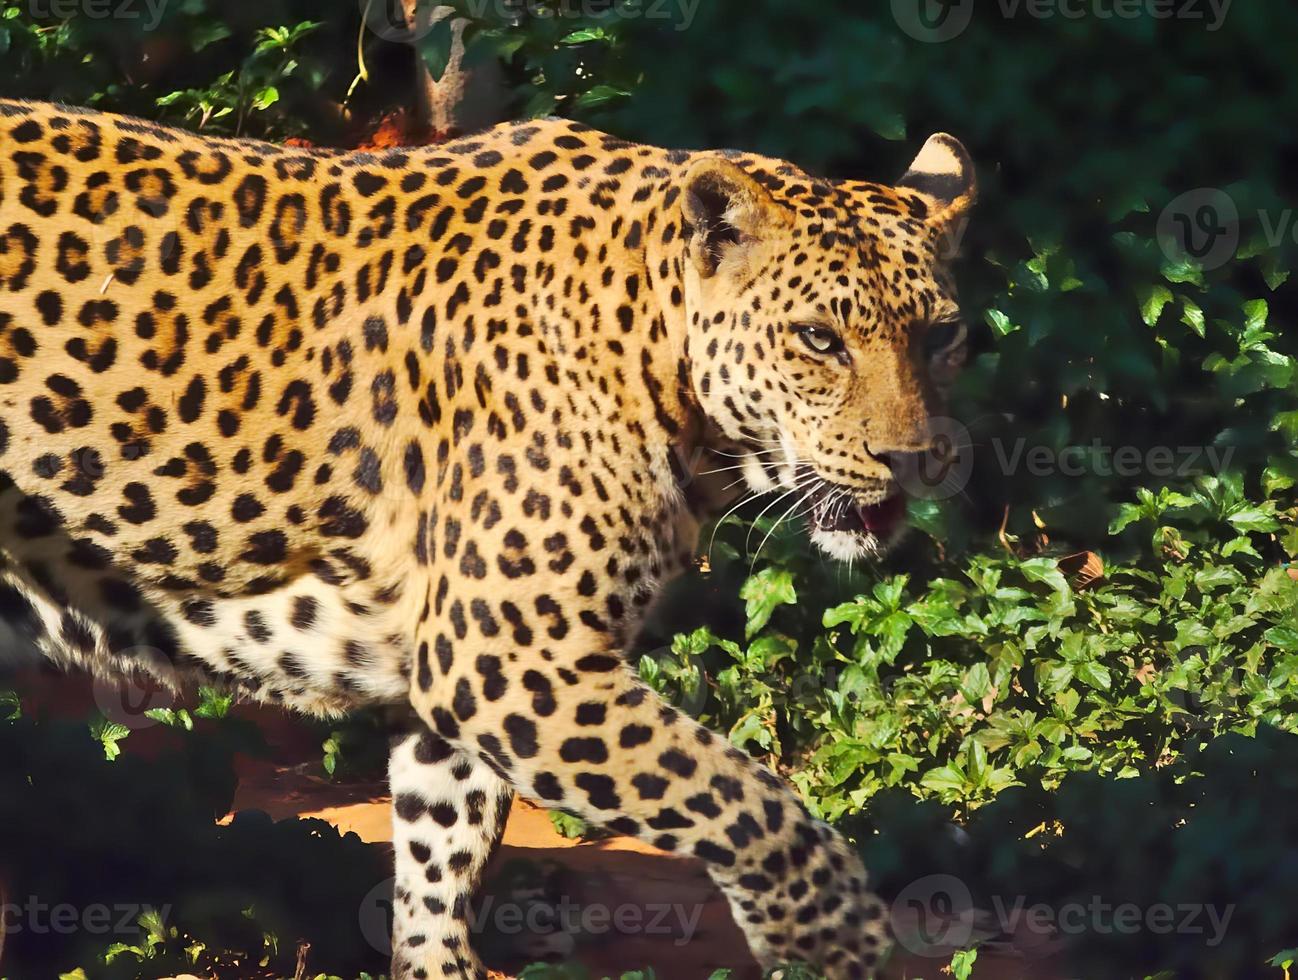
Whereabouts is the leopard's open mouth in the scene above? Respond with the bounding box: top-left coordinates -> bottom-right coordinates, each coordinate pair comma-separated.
804,478 -> 908,561
729,452 -> 910,561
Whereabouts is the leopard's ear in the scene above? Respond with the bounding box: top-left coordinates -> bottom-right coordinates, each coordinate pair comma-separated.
681,157 -> 790,278
898,133 -> 976,221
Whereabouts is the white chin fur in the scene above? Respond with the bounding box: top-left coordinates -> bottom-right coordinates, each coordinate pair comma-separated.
741,453 -> 778,492
810,525 -> 906,562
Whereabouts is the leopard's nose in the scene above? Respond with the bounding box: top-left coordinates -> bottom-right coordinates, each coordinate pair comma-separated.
878,450 -> 927,477
864,429 -> 935,466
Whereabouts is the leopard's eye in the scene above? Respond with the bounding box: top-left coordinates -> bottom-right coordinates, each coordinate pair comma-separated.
796,324 -> 845,357
924,319 -> 967,359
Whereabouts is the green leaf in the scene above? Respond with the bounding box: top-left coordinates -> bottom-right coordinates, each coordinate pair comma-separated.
1272,411 -> 1298,441
740,567 -> 797,638
1076,660 -> 1112,691
1161,251 -> 1206,286
1264,626 -> 1298,651
575,84 -> 631,109
1019,558 -> 1071,598
190,21 -> 232,51
1056,688 -> 1081,716
823,599 -> 867,631
89,716 -> 131,761
560,27 -> 611,44
1267,949 -> 1298,970
1138,284 -> 1174,327
885,752 -> 920,778
1263,455 -> 1298,497
1180,297 -> 1205,337
959,662 -> 992,706
1227,506 -> 1280,533
1036,659 -> 1075,696
1259,251 -> 1290,290
1108,502 -> 1146,535
1242,297 -> 1269,335
729,712 -> 771,750
250,85 -> 279,111
548,809 -> 589,840
920,763 -> 967,798
419,15 -> 456,83
950,948 -> 979,980
984,308 -> 1019,337
872,575 -> 909,609
195,686 -> 233,719
865,108 -> 906,141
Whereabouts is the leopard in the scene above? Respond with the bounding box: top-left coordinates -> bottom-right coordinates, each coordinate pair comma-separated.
0,98 -> 974,979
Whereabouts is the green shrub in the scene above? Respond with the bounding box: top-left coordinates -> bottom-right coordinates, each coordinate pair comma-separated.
642,474 -> 1298,820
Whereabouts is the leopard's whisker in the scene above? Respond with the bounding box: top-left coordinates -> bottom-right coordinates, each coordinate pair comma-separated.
751,488 -> 816,568
742,471 -> 822,555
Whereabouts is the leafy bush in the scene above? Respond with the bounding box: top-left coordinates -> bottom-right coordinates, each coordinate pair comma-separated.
856,725 -> 1298,978
642,473 -> 1298,821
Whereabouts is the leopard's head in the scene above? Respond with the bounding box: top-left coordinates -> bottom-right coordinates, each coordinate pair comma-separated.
680,135 -> 976,561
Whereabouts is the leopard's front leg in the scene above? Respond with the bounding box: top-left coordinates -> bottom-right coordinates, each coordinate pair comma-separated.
410,609 -> 890,979
387,726 -> 513,980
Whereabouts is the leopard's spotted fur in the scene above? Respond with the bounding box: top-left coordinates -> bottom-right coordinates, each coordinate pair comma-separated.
0,99 -> 974,978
